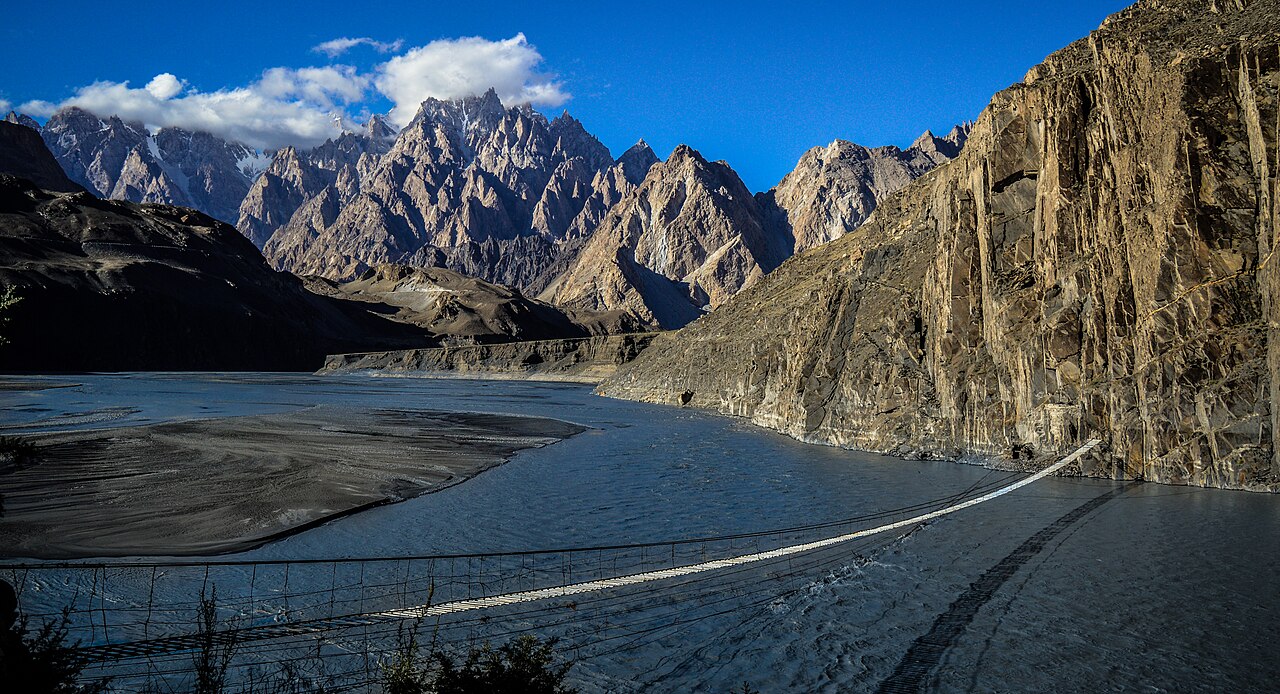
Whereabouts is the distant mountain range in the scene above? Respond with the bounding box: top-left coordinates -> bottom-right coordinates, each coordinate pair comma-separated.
4,0 -> 1273,492
0,120 -> 639,370
6,93 -> 966,329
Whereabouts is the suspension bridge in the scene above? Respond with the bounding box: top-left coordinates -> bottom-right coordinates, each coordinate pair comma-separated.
1,439 -> 1108,692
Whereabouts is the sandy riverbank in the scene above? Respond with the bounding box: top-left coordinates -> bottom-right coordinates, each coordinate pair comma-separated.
0,405 -> 584,559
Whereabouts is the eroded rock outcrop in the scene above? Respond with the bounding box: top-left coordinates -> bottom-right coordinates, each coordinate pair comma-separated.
546,144 -> 791,329
263,91 -> 636,290
601,0 -> 1280,491
764,125 -> 971,252
305,264 -> 642,345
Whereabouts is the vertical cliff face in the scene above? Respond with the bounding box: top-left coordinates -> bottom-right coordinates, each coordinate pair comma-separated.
601,0 -> 1280,491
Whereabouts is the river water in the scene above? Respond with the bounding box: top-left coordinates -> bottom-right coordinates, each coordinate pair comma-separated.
2,373 -> 1278,693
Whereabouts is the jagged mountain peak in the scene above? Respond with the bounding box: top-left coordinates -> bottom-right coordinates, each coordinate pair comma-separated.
548,110 -> 590,139
547,140 -> 784,329
658,146 -> 752,197
616,140 -> 659,185
907,124 -> 970,161
411,88 -> 509,134
619,139 -> 656,160
551,110 -> 583,127
365,114 -> 397,141
944,122 -> 973,144
36,105 -> 261,223
665,143 -> 708,166
767,125 -> 970,253
548,110 -> 612,171
4,111 -> 39,131
47,105 -> 100,126
909,129 -> 938,150
818,139 -> 873,161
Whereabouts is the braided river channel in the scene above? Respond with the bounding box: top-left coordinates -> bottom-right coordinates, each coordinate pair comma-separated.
2,373 -> 1278,693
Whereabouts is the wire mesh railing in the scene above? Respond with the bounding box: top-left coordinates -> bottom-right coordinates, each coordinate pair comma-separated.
0,462 -> 1049,692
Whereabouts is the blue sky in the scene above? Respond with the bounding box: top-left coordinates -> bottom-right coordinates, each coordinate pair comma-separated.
1,0 -> 1130,191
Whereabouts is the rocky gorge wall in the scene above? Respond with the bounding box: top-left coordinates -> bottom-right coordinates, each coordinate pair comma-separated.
600,0 -> 1280,491
320,333 -> 659,383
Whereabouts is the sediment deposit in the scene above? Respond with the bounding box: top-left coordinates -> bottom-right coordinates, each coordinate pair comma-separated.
321,333 -> 658,383
0,406 -> 583,558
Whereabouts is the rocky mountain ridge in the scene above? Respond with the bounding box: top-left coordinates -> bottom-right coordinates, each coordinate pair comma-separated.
10,95 -> 966,332
237,116 -> 396,247
305,264 -> 641,345
600,0 -> 1280,491
0,173 -> 427,371
0,127 -> 636,369
545,144 -> 792,328
259,89 -> 658,294
35,106 -> 269,224
541,128 -> 971,329
766,124 -> 972,252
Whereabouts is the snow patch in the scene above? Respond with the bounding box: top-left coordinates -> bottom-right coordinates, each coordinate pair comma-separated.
146,135 -> 192,197
237,150 -> 274,180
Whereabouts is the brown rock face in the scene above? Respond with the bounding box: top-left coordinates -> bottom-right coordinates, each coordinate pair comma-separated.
601,0 -> 1280,491
545,145 -> 792,329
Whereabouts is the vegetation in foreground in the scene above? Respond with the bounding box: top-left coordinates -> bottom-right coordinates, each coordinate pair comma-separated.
1,576 -> 762,693
383,624 -> 576,694
0,580 -> 107,694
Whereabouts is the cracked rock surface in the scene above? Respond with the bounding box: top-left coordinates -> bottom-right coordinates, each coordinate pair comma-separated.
601,0 -> 1280,490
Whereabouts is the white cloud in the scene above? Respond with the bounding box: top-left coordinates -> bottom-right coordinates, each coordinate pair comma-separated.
20,68 -> 369,150
0,99 -> 10,113
17,34 -> 571,149
313,37 -> 404,58
19,100 -> 58,118
257,66 -> 369,108
145,73 -> 184,100
375,33 -> 569,126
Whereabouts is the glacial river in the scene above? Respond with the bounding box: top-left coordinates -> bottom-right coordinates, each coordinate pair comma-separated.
2,373 -> 1279,693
